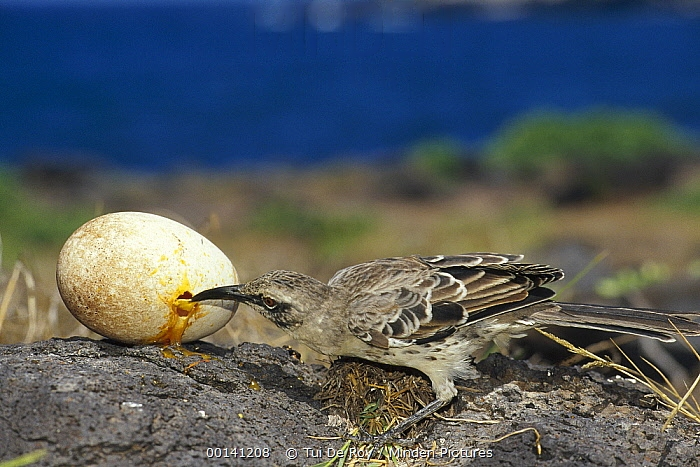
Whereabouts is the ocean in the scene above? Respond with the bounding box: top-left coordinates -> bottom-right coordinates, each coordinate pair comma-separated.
1,2 -> 699,170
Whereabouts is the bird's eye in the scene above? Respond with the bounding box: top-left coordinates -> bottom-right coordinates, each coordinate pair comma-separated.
262,297 -> 278,309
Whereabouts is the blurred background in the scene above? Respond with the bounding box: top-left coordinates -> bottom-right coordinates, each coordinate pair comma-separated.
1,0 -> 700,384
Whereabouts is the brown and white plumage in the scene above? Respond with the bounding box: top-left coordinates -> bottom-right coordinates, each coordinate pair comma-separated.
191,253 -> 700,447
331,254 -> 563,349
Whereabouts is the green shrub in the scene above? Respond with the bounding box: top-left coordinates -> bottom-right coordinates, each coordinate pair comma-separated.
0,167 -> 91,264
407,138 -> 465,181
488,109 -> 691,172
249,199 -> 374,258
595,262 -> 671,299
485,109 -> 695,201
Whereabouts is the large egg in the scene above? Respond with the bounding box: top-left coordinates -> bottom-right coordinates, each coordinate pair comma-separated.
57,211 -> 238,345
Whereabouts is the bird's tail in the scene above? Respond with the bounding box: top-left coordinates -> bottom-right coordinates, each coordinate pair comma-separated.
533,302 -> 700,342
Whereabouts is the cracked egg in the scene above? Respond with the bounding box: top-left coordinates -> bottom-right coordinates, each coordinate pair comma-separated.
57,211 -> 238,345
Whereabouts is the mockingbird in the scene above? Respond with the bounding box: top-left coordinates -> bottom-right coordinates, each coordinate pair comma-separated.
190,253 -> 700,446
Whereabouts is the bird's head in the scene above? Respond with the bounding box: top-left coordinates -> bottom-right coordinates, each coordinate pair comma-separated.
190,270 -> 328,330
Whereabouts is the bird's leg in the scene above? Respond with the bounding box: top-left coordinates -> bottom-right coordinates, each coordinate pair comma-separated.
349,398 -> 448,455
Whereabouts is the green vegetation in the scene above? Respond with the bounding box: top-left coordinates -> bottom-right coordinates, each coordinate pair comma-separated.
487,108 -> 691,172
407,137 -> 465,182
595,261 -> 671,299
0,449 -> 47,467
0,167 -> 91,265
249,199 -> 375,258
656,174 -> 700,214
485,109 -> 696,200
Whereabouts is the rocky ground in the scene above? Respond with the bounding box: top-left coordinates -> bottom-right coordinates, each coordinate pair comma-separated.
2,337 -> 699,466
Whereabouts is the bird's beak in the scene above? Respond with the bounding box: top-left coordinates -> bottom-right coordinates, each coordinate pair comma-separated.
190,285 -> 252,303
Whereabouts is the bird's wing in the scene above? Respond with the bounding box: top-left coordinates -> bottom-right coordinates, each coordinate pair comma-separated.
331,253 -> 564,349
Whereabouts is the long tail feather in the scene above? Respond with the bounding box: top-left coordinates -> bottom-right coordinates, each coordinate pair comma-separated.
532,302 -> 700,342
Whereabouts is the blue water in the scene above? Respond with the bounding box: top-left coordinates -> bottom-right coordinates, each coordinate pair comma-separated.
1,3 -> 699,170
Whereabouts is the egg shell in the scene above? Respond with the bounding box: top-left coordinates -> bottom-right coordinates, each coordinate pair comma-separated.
57,211 -> 238,345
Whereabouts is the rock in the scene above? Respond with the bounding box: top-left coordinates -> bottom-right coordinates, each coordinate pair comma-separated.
0,338 -> 332,467
1,338 -> 698,466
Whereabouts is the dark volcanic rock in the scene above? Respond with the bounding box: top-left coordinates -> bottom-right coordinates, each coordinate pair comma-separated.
1,338 -> 699,466
0,338 -> 334,467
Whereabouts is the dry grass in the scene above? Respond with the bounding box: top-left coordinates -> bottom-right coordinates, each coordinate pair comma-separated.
314,359 -> 437,438
537,328 -> 700,428
0,232 -> 100,345
0,256 -> 95,345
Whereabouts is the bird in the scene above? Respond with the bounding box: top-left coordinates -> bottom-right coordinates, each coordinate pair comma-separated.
190,253 -> 700,448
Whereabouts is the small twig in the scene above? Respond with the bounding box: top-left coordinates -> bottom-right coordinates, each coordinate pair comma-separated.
18,262 -> 37,343
555,250 -> 609,298
0,261 -> 22,338
484,427 -> 542,455
433,412 -> 500,424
